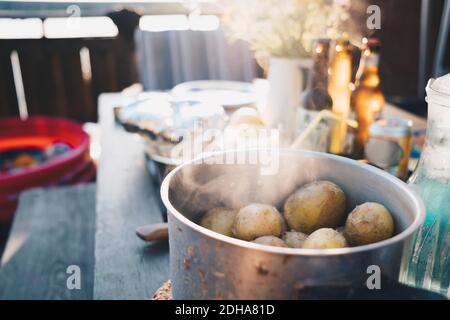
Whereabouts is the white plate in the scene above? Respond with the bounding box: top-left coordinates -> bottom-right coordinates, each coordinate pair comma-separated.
171,80 -> 256,110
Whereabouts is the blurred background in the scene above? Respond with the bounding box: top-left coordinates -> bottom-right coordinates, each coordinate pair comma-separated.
0,0 -> 448,122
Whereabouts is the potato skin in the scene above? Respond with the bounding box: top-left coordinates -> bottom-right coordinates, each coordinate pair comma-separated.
344,202 -> 394,246
200,207 -> 238,237
283,231 -> 308,248
252,236 -> 288,247
284,181 -> 347,234
232,203 -> 284,241
303,228 -> 348,249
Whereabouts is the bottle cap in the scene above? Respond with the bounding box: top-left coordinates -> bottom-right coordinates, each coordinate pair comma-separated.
367,38 -> 381,47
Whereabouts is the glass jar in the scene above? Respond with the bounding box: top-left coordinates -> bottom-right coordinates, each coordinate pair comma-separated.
401,75 -> 450,297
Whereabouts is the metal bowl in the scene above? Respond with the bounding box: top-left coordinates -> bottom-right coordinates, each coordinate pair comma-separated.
161,149 -> 425,299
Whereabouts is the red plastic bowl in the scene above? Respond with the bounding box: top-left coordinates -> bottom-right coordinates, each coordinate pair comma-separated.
0,116 -> 91,221
0,158 -> 96,224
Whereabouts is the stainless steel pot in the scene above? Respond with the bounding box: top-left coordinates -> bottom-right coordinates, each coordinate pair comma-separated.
161,150 -> 425,299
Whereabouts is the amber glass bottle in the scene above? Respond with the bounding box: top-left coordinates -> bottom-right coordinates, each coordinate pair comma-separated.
302,38 -> 333,111
352,38 -> 385,155
297,39 -> 333,151
328,38 -> 352,154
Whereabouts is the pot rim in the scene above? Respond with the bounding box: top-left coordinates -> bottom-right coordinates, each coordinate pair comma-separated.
161,149 -> 425,256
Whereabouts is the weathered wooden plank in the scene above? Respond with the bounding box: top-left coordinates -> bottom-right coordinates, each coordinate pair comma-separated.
89,45 -> 119,96
59,47 -> 93,121
0,183 -> 96,300
17,40 -> 44,116
94,93 -> 169,300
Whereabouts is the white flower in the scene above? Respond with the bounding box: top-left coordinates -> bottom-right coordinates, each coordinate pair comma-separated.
222,0 -> 354,58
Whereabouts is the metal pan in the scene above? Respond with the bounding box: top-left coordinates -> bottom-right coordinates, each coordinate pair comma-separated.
161,149 -> 425,299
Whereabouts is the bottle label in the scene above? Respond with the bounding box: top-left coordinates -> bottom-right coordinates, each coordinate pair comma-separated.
296,107 -> 331,152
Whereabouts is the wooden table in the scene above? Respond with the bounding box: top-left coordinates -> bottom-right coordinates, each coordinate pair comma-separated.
0,93 -> 170,300
94,93 -> 170,300
0,92 -> 427,300
92,94 -> 427,299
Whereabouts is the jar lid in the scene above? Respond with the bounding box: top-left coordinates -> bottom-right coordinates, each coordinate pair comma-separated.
426,73 -> 450,107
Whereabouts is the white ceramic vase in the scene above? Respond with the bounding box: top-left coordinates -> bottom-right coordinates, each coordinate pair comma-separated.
258,57 -> 312,145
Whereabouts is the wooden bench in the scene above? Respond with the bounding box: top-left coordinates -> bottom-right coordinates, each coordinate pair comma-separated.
0,184 -> 96,299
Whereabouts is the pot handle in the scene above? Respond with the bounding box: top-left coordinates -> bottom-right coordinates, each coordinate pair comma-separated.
136,223 -> 169,242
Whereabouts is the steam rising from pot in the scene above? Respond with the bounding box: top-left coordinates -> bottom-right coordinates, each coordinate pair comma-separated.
168,152 -> 321,222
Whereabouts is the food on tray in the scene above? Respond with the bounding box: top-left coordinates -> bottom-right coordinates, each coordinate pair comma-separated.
344,202 -> 394,246
117,95 -> 227,164
231,203 -> 284,241
252,236 -> 288,247
45,143 -> 71,158
302,228 -> 348,249
283,231 -> 308,248
13,153 -> 39,168
199,207 -> 238,237
283,181 -> 346,234
0,143 -> 71,174
197,180 -> 395,249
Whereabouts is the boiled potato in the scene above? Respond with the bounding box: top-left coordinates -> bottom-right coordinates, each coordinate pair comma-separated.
284,181 -> 347,234
303,228 -> 348,249
252,236 -> 288,247
344,202 -> 394,246
283,231 -> 308,248
232,203 -> 284,241
200,207 -> 238,237
229,107 -> 265,127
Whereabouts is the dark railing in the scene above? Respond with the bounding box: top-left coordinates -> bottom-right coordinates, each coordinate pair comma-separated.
0,10 -> 140,122
0,1 -> 447,121
0,37 -> 138,122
